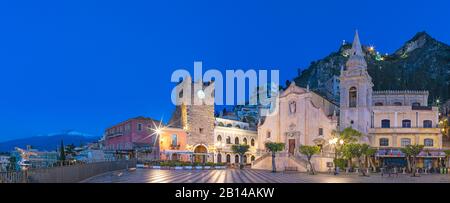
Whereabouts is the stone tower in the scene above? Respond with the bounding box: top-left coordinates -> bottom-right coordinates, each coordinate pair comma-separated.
339,31 -> 373,136
169,76 -> 215,148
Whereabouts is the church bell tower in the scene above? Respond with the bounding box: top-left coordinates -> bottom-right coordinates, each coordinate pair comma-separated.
339,31 -> 373,136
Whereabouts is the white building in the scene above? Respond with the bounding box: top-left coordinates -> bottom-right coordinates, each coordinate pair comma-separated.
0,155 -> 10,172
253,82 -> 338,172
214,118 -> 258,165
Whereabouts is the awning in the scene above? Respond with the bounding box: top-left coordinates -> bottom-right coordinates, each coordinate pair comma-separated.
376,149 -> 446,158
418,151 -> 446,158
376,149 -> 405,157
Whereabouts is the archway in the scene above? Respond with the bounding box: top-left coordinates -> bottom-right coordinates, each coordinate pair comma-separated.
217,153 -> 222,163
194,145 -> 208,163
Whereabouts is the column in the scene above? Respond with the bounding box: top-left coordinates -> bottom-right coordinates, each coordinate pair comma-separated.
394,112 -> 398,128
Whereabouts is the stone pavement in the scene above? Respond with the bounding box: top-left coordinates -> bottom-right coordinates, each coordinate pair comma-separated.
82,169 -> 450,183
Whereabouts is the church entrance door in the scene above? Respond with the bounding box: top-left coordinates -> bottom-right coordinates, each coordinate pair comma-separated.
288,139 -> 295,155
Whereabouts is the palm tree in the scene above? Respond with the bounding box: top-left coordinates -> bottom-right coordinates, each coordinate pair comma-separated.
401,144 -> 424,177
265,142 -> 285,173
231,144 -> 250,169
299,145 -> 321,175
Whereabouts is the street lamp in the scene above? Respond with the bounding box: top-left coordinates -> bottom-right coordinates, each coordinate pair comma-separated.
329,138 -> 344,175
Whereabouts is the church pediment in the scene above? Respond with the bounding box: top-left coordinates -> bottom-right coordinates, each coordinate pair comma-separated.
280,82 -> 307,98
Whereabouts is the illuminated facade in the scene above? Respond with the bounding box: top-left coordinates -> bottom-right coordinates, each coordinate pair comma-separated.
340,31 -> 444,168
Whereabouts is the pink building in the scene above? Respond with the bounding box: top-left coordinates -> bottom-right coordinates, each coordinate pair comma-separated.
104,116 -> 160,160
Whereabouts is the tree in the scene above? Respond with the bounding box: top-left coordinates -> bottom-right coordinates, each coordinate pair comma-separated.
231,144 -> 250,169
59,140 -> 66,162
338,127 -> 363,168
265,142 -> 285,173
444,150 -> 450,168
7,156 -> 17,171
299,145 -> 321,175
339,127 -> 363,144
342,143 -> 360,171
65,143 -> 76,158
342,143 -> 373,176
364,147 -> 377,172
401,144 -> 424,177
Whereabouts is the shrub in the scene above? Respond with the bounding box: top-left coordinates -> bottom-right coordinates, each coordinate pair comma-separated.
334,158 -> 346,169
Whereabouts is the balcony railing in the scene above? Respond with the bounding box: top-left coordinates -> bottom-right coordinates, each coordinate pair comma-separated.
170,144 -> 181,150
106,132 -> 124,138
369,127 -> 441,134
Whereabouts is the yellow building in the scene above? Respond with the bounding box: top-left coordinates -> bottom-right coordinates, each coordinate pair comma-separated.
369,93 -> 444,168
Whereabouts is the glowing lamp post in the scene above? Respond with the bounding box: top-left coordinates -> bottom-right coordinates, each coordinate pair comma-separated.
329,137 -> 344,175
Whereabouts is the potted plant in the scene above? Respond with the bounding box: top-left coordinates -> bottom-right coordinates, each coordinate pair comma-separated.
204,162 -> 214,169
183,162 -> 193,170
151,161 -> 161,169
194,162 -> 203,170
174,162 -> 183,170
215,162 -> 226,169
161,161 -> 171,170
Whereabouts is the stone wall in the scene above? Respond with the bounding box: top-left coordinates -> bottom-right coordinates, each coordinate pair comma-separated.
27,160 -> 136,183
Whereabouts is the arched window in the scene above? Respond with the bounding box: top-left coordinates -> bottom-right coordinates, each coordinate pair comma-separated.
402,120 -> 411,128
423,120 -> 433,128
218,122 -> 224,127
401,138 -> 411,147
251,156 -> 256,162
217,153 -> 222,163
379,138 -> 389,147
412,102 -> 421,107
171,134 -> 178,146
226,154 -> 231,163
266,131 -> 271,138
243,155 -> 247,164
243,138 -> 248,145
375,102 -> 384,106
235,137 -> 239,145
234,155 -> 239,163
251,139 -> 255,147
217,135 -> 222,142
394,102 -> 402,106
349,87 -> 357,108
424,139 -> 434,147
226,136 -> 231,144
381,119 -> 390,128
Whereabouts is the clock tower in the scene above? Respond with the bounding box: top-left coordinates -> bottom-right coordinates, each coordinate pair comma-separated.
169,76 -> 216,147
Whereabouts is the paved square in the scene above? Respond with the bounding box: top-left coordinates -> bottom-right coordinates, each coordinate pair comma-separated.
82,169 -> 450,183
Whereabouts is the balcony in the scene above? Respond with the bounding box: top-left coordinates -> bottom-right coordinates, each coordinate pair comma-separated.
170,144 -> 181,150
369,127 -> 441,134
106,132 -> 124,138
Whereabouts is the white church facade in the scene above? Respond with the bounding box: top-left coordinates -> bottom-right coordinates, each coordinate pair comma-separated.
252,31 -> 443,172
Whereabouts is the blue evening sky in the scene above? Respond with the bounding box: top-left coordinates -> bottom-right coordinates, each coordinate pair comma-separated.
0,0 -> 449,141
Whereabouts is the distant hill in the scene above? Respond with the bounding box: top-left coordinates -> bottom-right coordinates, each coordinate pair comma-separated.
293,31 -> 450,104
0,131 -> 100,152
